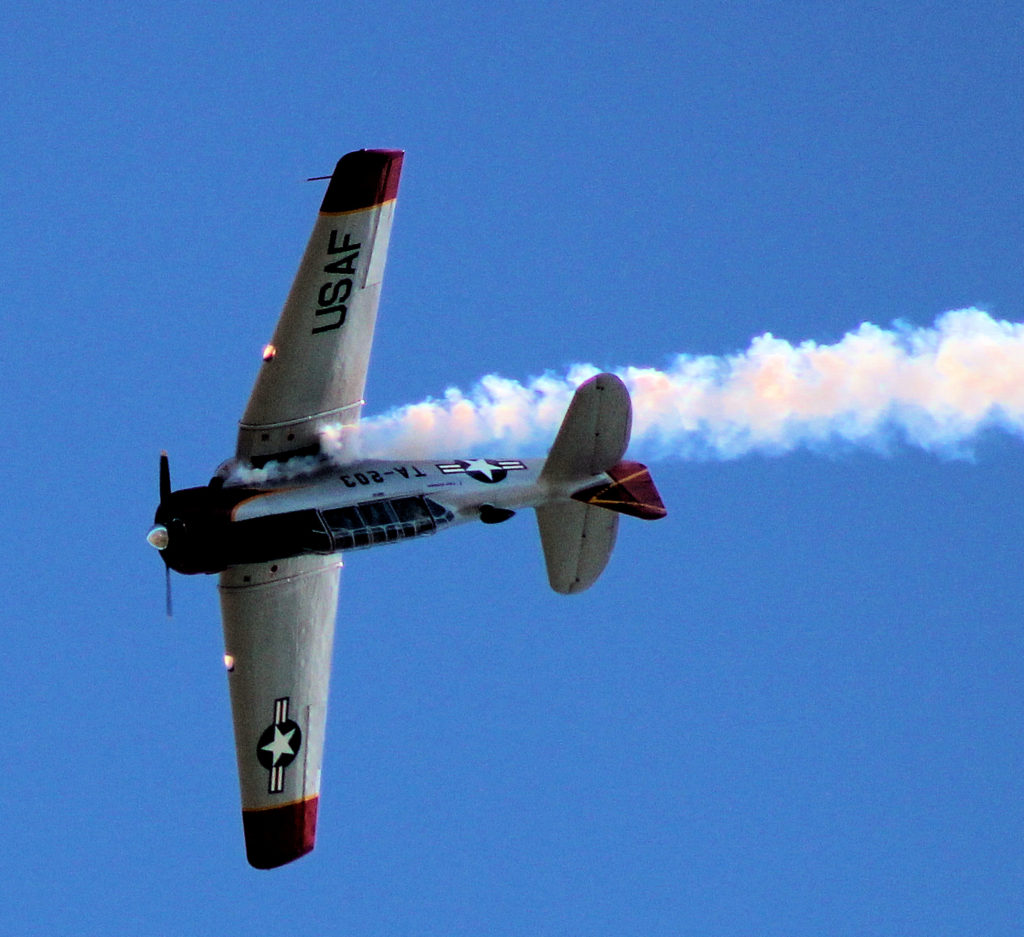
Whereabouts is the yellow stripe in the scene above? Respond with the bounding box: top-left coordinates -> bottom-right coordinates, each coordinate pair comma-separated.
611,468 -> 650,485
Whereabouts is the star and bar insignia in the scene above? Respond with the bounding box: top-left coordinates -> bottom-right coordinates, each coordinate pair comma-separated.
435,458 -> 527,484
256,697 -> 303,794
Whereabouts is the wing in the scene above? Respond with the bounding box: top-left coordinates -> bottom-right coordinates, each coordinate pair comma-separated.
219,554 -> 342,868
237,149 -> 404,466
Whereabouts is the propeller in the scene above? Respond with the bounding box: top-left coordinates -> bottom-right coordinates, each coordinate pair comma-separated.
159,449 -> 171,503
148,450 -> 173,618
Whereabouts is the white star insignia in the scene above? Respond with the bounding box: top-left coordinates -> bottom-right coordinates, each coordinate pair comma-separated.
463,458 -> 500,480
260,725 -> 297,765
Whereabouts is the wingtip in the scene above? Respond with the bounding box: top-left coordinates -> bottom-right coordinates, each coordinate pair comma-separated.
319,149 -> 404,214
242,796 -> 319,869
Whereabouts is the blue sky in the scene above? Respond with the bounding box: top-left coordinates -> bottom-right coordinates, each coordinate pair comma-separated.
3,2 -> 1023,934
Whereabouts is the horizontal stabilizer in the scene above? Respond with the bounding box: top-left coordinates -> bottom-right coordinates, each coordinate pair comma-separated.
540,373 -> 631,481
536,501 -> 618,594
572,460 -> 667,520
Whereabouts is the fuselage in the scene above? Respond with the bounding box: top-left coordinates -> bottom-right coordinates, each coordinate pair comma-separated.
151,456 -> 603,575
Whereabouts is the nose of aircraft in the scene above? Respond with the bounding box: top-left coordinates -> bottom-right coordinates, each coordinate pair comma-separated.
147,524 -> 169,550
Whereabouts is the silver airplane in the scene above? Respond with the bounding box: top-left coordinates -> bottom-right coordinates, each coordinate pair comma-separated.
147,150 -> 666,869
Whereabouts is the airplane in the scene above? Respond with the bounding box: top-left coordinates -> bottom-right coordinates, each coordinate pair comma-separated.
147,149 -> 666,869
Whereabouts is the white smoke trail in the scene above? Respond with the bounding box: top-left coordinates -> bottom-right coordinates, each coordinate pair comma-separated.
331,309 -> 1024,462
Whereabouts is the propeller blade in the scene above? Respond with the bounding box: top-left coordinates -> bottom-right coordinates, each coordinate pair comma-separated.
159,451 -> 171,503
157,451 -> 173,617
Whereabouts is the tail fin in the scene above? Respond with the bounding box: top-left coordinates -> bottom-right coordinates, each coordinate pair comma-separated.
571,460 -> 667,520
536,374 -> 665,594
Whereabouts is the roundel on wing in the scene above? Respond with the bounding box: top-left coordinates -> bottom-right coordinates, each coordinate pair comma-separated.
461,459 -> 508,483
256,719 -> 303,769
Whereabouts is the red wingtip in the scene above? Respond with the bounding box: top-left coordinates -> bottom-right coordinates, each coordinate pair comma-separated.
319,149 -> 404,214
242,796 -> 319,869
